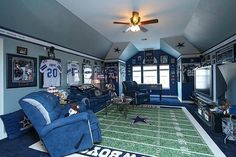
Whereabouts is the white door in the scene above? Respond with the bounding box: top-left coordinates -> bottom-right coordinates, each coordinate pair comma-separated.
0,38 -> 6,139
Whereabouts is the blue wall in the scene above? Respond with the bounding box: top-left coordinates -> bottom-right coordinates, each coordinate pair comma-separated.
126,50 -> 177,96
1,35 -> 103,114
178,57 -> 200,100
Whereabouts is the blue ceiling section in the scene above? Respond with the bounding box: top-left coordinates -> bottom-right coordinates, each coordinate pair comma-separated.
0,0 -> 112,59
184,0 -> 236,52
120,43 -> 138,61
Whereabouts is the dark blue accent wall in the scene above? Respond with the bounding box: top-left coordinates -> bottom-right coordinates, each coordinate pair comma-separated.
181,57 -> 201,100
126,50 -> 177,96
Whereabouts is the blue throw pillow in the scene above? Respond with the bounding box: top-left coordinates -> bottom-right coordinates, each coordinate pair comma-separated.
0,109 -> 33,139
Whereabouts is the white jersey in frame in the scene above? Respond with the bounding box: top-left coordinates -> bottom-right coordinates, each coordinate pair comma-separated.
67,61 -> 80,86
40,59 -> 62,87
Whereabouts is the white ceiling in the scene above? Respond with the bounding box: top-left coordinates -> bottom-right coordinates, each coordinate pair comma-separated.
56,0 -> 200,51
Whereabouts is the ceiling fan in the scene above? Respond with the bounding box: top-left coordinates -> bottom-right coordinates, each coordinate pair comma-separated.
113,11 -> 158,33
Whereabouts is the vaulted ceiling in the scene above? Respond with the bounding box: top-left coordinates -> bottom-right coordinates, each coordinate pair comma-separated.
56,0 -> 199,51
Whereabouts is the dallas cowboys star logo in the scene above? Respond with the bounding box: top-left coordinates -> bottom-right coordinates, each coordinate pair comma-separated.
114,47 -> 121,53
130,116 -> 151,125
19,116 -> 32,131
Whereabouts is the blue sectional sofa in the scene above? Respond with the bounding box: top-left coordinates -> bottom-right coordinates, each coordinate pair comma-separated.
68,86 -> 111,113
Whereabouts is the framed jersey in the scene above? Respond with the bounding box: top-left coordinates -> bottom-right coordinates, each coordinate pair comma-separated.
67,61 -> 80,86
39,56 -> 61,88
82,64 -> 92,84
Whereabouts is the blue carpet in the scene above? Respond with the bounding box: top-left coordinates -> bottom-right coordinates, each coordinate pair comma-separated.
0,97 -> 235,157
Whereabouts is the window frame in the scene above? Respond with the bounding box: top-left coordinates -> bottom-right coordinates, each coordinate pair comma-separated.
159,64 -> 170,89
132,65 -> 142,84
143,65 -> 158,84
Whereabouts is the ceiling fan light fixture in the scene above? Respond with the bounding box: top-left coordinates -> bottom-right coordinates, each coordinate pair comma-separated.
130,11 -> 140,25
130,25 -> 140,32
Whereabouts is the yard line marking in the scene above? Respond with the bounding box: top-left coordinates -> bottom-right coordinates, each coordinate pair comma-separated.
128,109 -> 185,116
100,113 -> 191,123
101,128 -> 208,146
99,114 -> 193,127
102,136 -> 214,157
100,123 -> 201,138
100,119 -> 197,132
156,106 -> 160,157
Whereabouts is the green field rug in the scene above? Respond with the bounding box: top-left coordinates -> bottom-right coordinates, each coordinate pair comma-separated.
29,105 -> 225,157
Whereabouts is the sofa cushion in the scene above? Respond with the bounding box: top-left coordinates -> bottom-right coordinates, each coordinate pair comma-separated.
0,109 -> 33,139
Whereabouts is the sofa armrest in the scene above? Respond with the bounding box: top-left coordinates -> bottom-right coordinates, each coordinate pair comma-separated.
40,112 -> 89,137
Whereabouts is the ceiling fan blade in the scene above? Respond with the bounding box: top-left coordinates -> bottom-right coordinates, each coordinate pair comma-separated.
140,19 -> 158,25
123,27 -> 131,33
113,22 -> 130,25
139,26 -> 148,32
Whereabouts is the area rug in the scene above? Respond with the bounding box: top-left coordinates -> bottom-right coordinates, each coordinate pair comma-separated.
29,105 -> 225,157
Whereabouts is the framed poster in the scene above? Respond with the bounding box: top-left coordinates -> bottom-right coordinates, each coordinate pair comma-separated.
7,54 -> 37,88
160,55 -> 168,64
145,50 -> 154,64
17,46 -> 28,55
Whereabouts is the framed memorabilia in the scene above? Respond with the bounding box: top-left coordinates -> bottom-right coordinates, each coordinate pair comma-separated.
83,64 -> 92,84
67,61 -> 80,86
171,58 -> 176,64
132,58 -> 136,64
39,56 -> 61,88
160,55 -> 168,64
145,50 -> 154,64
7,54 -> 37,88
17,46 -> 28,55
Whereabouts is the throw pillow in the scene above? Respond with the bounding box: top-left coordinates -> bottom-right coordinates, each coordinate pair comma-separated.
94,89 -> 101,97
0,109 -> 33,139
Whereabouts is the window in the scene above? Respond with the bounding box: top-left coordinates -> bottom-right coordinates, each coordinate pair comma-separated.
159,65 -> 170,89
132,66 -> 141,84
143,65 -> 157,84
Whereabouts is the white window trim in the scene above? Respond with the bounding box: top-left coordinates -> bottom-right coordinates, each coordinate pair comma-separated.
143,65 -> 158,84
159,65 -> 170,89
132,66 -> 142,84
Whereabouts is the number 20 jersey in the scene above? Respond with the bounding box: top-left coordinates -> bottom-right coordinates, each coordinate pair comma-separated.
40,59 -> 62,87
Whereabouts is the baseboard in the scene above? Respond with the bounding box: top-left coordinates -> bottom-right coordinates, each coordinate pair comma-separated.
150,95 -> 177,98
177,96 -> 182,102
181,100 -> 194,104
0,119 -> 7,140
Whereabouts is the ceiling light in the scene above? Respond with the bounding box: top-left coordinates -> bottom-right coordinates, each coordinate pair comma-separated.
130,25 -> 140,32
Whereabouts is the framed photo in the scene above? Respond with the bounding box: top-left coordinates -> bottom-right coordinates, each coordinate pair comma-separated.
160,55 -> 168,64
17,46 -> 28,55
7,54 -> 37,88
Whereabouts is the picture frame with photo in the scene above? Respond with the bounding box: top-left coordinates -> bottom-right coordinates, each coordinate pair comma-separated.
17,46 -> 28,55
7,54 -> 37,88
160,55 -> 168,64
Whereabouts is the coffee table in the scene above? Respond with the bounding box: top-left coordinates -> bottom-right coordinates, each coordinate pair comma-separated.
110,96 -> 133,118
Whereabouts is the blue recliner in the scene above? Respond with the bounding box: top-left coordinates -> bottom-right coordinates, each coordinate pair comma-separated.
122,81 -> 150,105
19,91 -> 102,157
